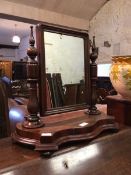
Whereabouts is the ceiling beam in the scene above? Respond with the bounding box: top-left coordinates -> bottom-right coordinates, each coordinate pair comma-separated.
0,44 -> 19,49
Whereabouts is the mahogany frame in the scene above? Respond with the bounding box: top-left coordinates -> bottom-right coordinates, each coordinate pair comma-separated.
36,23 -> 91,116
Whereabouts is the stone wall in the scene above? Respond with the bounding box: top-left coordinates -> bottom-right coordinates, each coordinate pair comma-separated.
89,0 -> 131,63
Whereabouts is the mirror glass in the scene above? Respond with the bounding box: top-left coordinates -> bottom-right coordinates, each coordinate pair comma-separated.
44,31 -> 86,109
36,24 -> 90,115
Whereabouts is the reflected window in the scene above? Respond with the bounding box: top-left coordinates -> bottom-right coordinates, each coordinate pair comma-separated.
98,64 -> 111,77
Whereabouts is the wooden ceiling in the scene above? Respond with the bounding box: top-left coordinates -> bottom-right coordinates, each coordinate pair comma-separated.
5,0 -> 108,20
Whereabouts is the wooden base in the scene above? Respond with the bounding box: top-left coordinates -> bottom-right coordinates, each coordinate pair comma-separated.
107,95 -> 131,125
12,110 -> 118,152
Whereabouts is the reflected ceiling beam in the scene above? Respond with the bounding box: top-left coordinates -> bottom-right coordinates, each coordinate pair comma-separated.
0,44 -> 19,49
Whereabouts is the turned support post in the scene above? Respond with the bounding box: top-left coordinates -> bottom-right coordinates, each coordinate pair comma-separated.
23,26 -> 44,128
87,36 -> 101,115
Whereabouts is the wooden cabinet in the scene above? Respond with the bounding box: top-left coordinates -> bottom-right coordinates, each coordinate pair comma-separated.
0,60 -> 12,79
107,95 -> 131,125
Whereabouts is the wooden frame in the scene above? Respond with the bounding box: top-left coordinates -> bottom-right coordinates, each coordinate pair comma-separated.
36,23 -> 90,116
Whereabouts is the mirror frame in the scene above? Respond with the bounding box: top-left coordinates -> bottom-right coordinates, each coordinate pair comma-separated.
36,23 -> 90,116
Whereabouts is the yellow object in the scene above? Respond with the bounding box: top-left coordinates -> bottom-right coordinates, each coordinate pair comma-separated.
110,56 -> 131,99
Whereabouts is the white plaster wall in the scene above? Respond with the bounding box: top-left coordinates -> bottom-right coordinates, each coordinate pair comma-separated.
17,35 -> 29,60
44,32 -> 84,85
17,31 -> 37,60
0,35 -> 30,62
89,0 -> 131,64
0,0 -> 89,30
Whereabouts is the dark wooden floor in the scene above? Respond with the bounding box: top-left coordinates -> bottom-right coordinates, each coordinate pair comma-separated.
1,128 -> 131,175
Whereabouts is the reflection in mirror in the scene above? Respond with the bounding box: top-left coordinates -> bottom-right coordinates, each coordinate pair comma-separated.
0,18 -> 36,99
44,31 -> 86,109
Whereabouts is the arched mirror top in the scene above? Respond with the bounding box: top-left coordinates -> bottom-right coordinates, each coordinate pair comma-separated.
36,23 -> 90,116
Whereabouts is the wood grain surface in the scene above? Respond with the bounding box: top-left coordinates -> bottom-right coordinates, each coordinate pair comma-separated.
0,128 -> 131,175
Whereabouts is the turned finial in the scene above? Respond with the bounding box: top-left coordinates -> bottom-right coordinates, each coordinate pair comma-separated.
27,26 -> 38,61
90,36 -> 99,64
86,36 -> 101,115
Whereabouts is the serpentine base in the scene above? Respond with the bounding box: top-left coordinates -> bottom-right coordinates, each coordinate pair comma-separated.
12,110 -> 118,152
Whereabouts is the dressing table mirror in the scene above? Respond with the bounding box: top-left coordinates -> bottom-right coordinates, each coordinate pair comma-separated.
36,24 -> 90,116
12,24 -> 118,153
